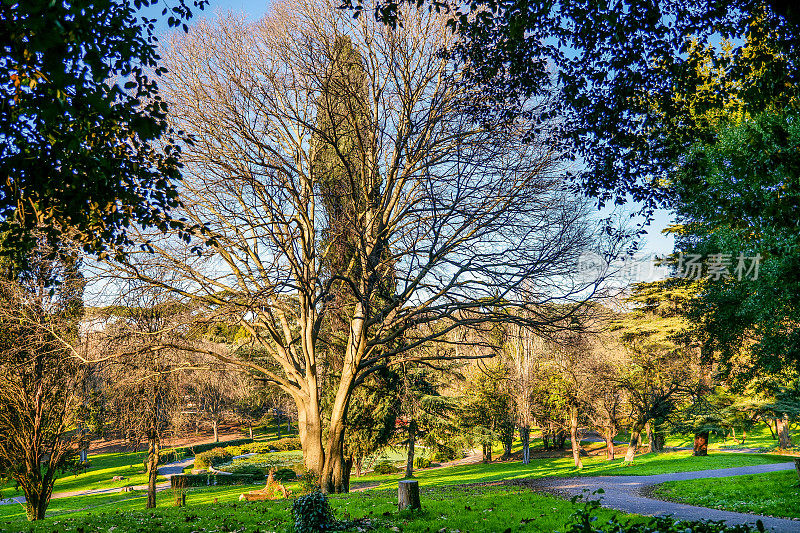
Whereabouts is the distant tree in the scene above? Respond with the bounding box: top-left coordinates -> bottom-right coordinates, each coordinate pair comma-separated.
0,240 -> 86,520
0,0 -> 207,260
612,280 -> 698,460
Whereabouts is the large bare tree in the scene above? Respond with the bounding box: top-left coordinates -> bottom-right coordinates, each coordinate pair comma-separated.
103,0 -> 617,492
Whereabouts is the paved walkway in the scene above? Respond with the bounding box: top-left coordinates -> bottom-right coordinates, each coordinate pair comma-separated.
526,461 -> 800,532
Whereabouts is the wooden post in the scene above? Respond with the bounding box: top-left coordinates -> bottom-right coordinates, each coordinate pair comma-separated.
398,480 -> 421,511
174,493 -> 186,507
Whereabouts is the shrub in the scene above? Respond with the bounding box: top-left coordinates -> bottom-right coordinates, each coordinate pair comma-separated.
429,445 -> 458,463
249,442 -> 275,454
173,438 -> 254,458
273,468 -> 297,482
292,491 -> 335,533
272,437 -> 302,451
372,461 -> 398,475
414,456 -> 431,469
194,447 -> 233,469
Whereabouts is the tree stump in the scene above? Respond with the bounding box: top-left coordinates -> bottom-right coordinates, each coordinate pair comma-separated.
398,480 -> 421,511
174,493 -> 186,507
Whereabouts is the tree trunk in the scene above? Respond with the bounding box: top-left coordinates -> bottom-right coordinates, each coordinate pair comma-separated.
355,456 -> 363,478
604,425 -> 615,460
645,421 -> 653,452
398,480 -> 421,511
777,415 -> 792,449
212,419 -> 219,443
482,442 -> 492,464
20,476 -> 52,522
569,404 -> 583,469
405,419 -> 417,478
24,491 -> 48,521
693,430 -> 709,456
501,427 -> 513,460
248,423 -> 253,440
520,426 -> 531,465
542,430 -> 550,451
624,423 -> 644,463
652,431 -> 665,452
146,432 -> 160,508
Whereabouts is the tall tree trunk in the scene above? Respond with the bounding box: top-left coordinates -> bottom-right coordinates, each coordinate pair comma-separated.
405,419 -> 417,478
646,421 -> 653,452
248,423 -> 253,440
212,418 -> 219,443
21,478 -> 52,521
146,432 -> 160,509
355,456 -> 363,477
520,426 -> 531,465
569,404 -> 583,469
542,429 -> 550,451
624,422 -> 644,463
604,425 -> 615,460
693,430 -> 709,456
777,415 -> 792,449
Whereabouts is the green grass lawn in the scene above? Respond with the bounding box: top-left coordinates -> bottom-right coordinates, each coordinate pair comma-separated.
652,469 -> 800,519
0,451 -> 167,502
0,483 -> 631,532
351,450 -> 792,491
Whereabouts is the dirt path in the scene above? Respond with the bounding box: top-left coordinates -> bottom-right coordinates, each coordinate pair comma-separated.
527,461 -> 800,532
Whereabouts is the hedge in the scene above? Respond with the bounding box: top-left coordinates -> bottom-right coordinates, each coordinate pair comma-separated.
173,438 -> 254,458
194,447 -> 233,469
170,473 -> 265,489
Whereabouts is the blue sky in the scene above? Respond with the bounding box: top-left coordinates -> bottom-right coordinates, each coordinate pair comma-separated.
155,0 -> 676,260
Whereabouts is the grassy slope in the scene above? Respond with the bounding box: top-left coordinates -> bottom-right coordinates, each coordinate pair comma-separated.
351,450 -> 791,491
652,469 -> 800,519
0,484 -> 633,533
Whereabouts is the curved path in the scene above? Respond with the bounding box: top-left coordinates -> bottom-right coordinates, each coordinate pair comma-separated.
526,461 -> 800,532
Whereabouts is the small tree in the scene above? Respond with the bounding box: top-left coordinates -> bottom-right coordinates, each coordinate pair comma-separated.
0,241 -> 86,520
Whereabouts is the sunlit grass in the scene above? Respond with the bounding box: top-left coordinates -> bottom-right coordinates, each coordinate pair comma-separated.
652,469 -> 800,518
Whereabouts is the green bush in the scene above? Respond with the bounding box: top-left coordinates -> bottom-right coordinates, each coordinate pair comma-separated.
173,438 -> 254,458
372,461 -> 398,475
429,445 -> 458,463
273,468 -> 297,482
292,491 -> 336,533
194,447 -> 233,469
414,456 -> 431,469
248,442 -> 275,454
272,437 -> 302,451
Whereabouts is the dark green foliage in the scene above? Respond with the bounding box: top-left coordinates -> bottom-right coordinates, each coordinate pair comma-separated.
345,1 -> 800,216
291,491 -> 336,533
273,468 -> 298,482
0,0 -> 207,259
674,111 -> 800,378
